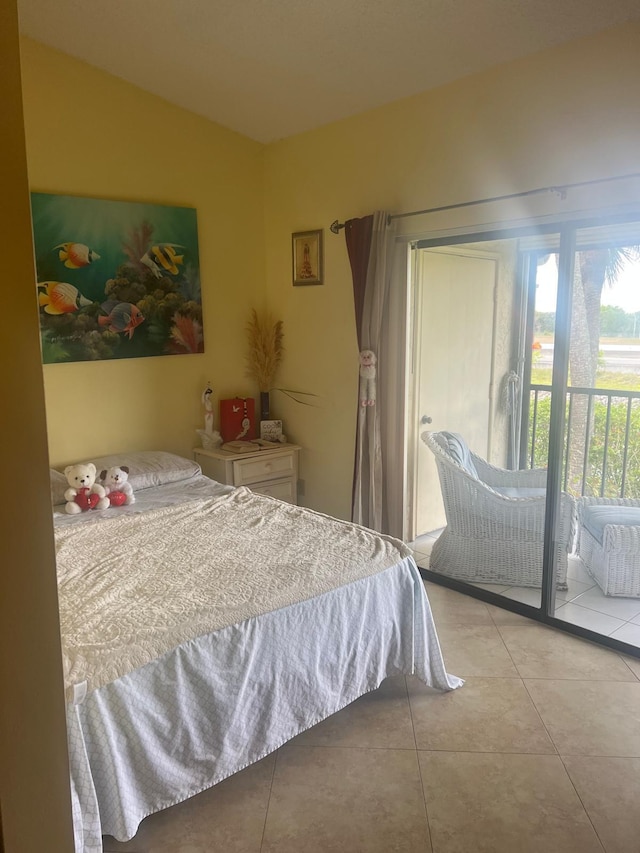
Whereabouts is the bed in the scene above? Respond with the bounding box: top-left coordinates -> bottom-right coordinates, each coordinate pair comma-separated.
51,451 -> 462,853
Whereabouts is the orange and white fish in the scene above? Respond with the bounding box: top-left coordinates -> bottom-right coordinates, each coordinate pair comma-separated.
98,301 -> 145,339
54,242 -> 101,269
140,244 -> 184,278
38,281 -> 92,314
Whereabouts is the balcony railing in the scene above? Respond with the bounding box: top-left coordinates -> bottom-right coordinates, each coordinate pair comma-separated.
526,384 -> 640,499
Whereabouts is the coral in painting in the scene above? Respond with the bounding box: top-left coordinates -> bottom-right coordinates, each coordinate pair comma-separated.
168,313 -> 204,353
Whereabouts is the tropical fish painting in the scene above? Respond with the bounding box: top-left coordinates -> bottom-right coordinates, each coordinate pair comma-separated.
140,244 -> 184,278
55,242 -> 101,269
98,301 -> 145,339
30,192 -> 203,363
38,281 -> 92,314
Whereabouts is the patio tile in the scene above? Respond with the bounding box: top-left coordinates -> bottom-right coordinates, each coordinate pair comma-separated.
554,602 -> 626,636
570,587 -> 640,621
407,676 -> 555,754
497,624 -> 636,680
610,622 -> 640,645
555,578 -> 596,602
434,624 -> 518,677
525,679 -> 640,756
500,586 -> 542,608
419,752 -> 603,853
567,557 -> 596,585
411,538 -> 435,557
563,756 -> 640,853
412,552 -> 431,569
407,533 -> 440,551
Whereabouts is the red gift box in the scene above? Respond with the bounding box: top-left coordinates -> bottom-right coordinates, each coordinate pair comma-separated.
219,397 -> 257,442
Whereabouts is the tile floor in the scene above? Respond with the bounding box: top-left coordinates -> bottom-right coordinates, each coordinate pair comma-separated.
411,531 -> 640,645
103,578 -> 640,853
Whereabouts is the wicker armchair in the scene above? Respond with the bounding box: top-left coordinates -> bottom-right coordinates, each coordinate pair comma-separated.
422,431 -> 575,589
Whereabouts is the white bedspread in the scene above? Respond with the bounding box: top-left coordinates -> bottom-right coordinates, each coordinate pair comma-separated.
56,478 -> 462,852
56,487 -> 414,698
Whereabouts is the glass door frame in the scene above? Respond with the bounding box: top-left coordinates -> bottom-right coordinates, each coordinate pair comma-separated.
415,210 -> 640,659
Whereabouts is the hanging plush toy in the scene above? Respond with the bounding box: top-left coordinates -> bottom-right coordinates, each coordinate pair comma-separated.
359,349 -> 377,407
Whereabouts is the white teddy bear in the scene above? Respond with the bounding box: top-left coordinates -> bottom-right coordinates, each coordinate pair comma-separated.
99,466 -> 136,507
64,463 -> 110,514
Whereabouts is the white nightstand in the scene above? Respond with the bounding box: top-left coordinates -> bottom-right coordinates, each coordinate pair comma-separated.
194,444 -> 301,504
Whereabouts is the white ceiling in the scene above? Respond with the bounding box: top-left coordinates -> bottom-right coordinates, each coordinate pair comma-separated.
17,0 -> 640,144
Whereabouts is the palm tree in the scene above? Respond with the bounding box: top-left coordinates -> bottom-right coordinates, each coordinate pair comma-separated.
566,246 -> 640,493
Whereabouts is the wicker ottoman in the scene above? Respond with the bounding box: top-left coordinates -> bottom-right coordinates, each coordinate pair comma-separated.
577,497 -> 640,597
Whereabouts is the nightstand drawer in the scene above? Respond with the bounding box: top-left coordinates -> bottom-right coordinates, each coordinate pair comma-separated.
251,478 -> 296,503
232,452 -> 296,487
194,444 -> 300,505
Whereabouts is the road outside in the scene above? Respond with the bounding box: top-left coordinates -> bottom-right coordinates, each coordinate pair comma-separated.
537,342 -> 640,374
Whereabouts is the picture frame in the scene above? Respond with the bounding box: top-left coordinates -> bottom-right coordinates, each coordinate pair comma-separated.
292,229 -> 323,286
30,192 -> 203,363
260,419 -> 283,441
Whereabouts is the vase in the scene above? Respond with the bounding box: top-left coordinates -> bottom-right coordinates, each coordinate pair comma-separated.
260,391 -> 270,421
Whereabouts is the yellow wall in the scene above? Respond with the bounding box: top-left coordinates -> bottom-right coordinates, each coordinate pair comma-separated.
18,24 -> 640,517
263,23 -> 640,520
0,6 -> 74,850
20,38 -> 266,467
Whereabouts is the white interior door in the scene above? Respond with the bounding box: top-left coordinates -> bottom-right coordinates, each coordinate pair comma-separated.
413,249 -> 497,536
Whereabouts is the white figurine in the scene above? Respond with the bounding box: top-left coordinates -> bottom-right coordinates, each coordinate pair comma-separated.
196,382 -> 222,449
203,383 -> 215,435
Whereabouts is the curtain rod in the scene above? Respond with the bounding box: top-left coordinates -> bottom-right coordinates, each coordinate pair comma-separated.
329,171 -> 640,234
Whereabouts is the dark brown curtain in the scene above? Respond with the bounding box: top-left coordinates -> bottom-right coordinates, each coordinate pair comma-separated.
344,211 -> 407,536
345,215 -> 374,349
344,212 -> 394,530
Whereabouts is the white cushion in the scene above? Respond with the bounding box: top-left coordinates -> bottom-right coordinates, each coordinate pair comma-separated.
51,469 -> 68,506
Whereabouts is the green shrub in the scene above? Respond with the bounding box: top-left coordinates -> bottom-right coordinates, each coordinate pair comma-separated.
528,392 -> 640,498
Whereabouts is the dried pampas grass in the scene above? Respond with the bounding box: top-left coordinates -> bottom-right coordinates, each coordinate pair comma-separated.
246,309 -> 284,392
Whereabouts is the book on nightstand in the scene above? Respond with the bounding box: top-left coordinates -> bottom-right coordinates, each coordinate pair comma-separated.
221,439 -> 282,453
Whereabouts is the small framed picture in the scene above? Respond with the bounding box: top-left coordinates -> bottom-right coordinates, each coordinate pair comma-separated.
260,419 -> 283,441
292,229 -> 323,286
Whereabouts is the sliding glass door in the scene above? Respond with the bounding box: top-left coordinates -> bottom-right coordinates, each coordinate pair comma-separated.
412,211 -> 640,655
533,221 -> 640,644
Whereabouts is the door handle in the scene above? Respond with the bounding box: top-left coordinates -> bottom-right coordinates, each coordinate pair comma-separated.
421,415 -> 432,425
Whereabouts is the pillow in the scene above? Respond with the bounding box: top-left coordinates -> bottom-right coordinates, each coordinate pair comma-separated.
582,505 -> 640,545
436,431 -> 479,479
81,451 -> 201,492
493,487 -> 546,499
51,468 -> 68,506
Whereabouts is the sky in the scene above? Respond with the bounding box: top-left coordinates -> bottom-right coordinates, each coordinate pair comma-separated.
536,255 -> 640,313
